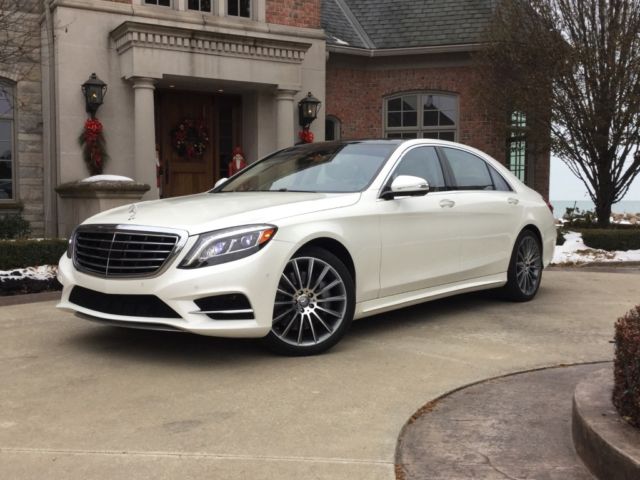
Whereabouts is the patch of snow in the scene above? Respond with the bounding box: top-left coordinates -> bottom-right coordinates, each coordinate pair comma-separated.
80,175 -> 134,183
329,35 -> 349,46
552,231 -> 640,264
0,265 -> 58,281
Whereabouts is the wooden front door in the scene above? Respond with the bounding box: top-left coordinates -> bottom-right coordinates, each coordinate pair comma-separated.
158,91 -> 242,198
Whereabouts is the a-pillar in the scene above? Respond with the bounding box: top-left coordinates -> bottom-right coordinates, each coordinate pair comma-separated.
132,77 -> 158,199
275,88 -> 298,150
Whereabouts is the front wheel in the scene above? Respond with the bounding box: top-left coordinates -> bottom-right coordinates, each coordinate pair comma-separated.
262,247 -> 355,356
502,230 -> 543,302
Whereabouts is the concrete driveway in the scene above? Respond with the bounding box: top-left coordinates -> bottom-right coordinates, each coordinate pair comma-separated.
1,269 -> 638,479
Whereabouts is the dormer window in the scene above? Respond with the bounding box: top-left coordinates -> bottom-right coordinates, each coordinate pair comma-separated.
228,0 -> 251,18
188,0 -> 212,12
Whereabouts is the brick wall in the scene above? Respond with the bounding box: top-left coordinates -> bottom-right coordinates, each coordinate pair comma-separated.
326,60 -> 550,198
266,0 -> 320,28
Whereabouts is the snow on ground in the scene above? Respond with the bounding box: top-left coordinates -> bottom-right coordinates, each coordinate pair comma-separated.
80,174 -> 134,183
552,231 -> 640,265
0,265 -> 58,281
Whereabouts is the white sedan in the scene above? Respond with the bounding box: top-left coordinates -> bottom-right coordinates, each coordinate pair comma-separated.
57,140 -> 556,355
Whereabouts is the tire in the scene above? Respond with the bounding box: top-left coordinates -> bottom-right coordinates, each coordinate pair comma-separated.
502,229 -> 543,302
261,246 -> 355,356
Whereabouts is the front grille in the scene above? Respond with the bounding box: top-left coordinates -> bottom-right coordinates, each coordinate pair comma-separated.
69,286 -> 181,319
73,227 -> 180,277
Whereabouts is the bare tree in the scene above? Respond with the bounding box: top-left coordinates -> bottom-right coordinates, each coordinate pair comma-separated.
0,0 -> 41,107
478,0 -> 640,226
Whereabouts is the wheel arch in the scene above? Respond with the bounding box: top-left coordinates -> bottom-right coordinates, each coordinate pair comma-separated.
295,237 -> 356,286
521,224 -> 543,256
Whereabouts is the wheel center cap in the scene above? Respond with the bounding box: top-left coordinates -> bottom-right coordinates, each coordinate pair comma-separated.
297,295 -> 310,308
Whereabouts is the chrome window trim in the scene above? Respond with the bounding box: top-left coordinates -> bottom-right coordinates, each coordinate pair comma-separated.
71,224 -> 189,279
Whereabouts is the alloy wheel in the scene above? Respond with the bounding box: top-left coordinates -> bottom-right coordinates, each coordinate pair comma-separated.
515,236 -> 542,296
271,256 -> 348,347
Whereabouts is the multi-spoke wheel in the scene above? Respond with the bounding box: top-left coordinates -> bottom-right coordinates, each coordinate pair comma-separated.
503,230 -> 543,301
262,247 -> 355,356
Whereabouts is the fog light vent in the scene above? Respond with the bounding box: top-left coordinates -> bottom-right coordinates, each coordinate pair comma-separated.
193,294 -> 254,320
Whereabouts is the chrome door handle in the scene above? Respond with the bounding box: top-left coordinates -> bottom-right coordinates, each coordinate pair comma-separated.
439,199 -> 455,208
508,197 -> 519,205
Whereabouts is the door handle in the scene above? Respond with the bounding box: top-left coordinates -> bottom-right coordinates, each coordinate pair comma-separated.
439,199 -> 455,208
507,197 -> 519,205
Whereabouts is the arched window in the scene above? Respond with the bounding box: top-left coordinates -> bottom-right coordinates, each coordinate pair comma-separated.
0,81 -> 15,201
325,115 -> 341,141
384,93 -> 458,141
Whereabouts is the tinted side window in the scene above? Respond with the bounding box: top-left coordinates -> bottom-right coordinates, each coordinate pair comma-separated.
488,166 -> 512,191
392,147 -> 445,190
443,148 -> 493,190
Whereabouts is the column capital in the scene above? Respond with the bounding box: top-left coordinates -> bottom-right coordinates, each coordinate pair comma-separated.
130,77 -> 157,90
275,87 -> 299,101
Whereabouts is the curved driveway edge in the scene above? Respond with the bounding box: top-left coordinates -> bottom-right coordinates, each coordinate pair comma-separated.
396,363 -> 607,480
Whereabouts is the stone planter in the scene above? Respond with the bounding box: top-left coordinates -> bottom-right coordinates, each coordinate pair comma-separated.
56,180 -> 150,238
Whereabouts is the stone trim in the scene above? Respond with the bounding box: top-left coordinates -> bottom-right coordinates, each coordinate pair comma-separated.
111,21 -> 310,64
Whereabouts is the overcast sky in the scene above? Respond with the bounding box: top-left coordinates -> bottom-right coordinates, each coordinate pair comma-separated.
549,157 -> 640,201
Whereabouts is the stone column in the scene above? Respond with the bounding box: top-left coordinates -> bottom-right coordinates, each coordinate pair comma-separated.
132,77 -> 158,199
275,89 -> 298,150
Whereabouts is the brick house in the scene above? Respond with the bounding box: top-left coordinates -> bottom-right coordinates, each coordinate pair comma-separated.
322,0 -> 549,198
0,0 -> 549,237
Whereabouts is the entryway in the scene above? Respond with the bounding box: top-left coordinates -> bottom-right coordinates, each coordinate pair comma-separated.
156,91 -> 242,198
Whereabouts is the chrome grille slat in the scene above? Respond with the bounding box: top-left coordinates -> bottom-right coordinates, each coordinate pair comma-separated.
73,226 -> 182,278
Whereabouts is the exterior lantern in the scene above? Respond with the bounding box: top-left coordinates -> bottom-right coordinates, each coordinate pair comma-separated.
81,73 -> 108,118
298,92 -> 321,127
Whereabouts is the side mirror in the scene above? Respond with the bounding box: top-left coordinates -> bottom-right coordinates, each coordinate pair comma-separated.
382,175 -> 429,199
214,177 -> 228,189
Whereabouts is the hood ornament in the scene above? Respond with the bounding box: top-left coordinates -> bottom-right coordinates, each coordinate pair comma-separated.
128,203 -> 138,221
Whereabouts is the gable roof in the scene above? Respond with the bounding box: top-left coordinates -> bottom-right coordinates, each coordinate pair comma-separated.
322,0 -> 496,51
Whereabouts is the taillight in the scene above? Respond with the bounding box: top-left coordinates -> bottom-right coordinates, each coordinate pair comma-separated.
544,199 -> 554,213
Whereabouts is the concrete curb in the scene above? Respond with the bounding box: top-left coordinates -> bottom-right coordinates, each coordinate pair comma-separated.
572,367 -> 640,480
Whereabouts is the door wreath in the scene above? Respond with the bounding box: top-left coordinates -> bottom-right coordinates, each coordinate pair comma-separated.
171,119 -> 210,159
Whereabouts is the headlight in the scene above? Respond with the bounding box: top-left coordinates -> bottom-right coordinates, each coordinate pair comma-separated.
179,225 -> 277,268
66,230 -> 76,258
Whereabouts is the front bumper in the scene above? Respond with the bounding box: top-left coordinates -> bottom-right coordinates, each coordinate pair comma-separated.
56,238 -> 293,338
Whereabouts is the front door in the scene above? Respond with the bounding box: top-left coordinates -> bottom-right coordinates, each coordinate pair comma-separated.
158,92 -> 242,198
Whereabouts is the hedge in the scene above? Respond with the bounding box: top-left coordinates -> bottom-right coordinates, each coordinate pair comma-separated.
0,239 -> 68,270
581,229 -> 640,251
613,306 -> 640,428
557,228 -> 640,251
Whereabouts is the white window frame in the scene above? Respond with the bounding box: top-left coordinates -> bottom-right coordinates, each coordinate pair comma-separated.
384,92 -> 459,141
135,0 -> 265,21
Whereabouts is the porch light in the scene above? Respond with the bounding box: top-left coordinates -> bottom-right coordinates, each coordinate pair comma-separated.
298,92 -> 321,127
82,73 -> 108,118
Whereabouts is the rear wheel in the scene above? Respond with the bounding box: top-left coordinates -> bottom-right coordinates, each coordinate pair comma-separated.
262,247 -> 355,356
503,230 -> 543,302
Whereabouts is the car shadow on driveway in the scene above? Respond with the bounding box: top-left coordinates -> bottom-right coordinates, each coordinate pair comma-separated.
60,287 -> 528,366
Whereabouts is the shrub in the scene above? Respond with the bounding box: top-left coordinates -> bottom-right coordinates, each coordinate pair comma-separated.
0,239 -> 68,270
0,208 -> 31,239
613,306 -> 640,428
580,229 -> 640,251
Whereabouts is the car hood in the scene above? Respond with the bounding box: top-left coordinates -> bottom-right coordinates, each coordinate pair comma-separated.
83,191 -> 361,234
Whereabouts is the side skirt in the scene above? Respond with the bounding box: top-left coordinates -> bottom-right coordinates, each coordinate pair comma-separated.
354,273 -> 507,320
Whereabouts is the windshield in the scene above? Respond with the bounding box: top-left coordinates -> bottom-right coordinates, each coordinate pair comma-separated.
217,142 -> 397,193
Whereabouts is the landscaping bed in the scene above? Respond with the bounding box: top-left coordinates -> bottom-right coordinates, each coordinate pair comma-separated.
0,239 -> 66,296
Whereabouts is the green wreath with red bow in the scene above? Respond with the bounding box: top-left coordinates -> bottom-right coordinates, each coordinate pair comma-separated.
171,118 -> 210,159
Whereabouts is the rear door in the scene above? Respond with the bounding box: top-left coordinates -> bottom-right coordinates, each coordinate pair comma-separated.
378,146 -> 464,297
438,146 -> 523,279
